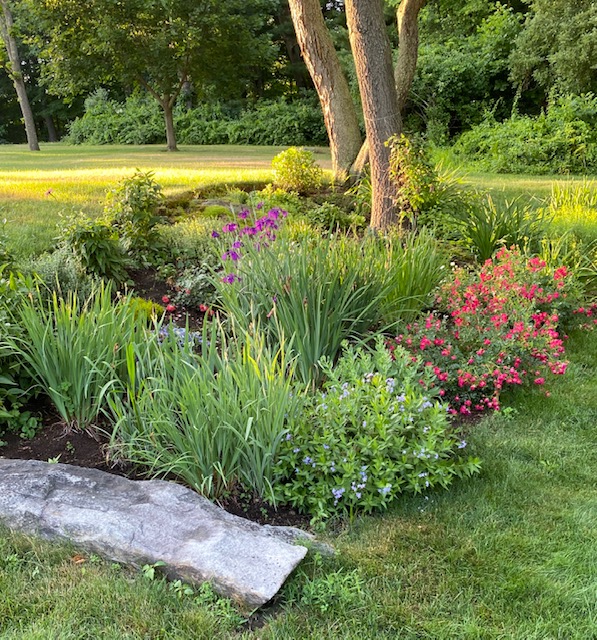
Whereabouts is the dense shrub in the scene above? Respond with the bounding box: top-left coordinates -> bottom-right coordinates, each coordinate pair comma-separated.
272,147 -> 324,194
67,92 -> 327,146
105,171 -> 164,255
393,248 -> 579,415
454,94 -> 597,174
67,89 -> 164,145
275,339 -> 481,524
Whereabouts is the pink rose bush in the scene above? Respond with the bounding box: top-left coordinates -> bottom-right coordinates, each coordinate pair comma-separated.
391,248 -> 580,415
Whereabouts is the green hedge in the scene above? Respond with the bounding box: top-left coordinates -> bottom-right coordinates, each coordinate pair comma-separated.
67,90 -> 327,146
453,94 -> 597,174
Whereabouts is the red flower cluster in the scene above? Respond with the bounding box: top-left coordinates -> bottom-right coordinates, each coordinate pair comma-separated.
391,248 -> 576,415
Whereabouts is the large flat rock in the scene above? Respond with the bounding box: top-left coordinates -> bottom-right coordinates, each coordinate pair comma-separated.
0,459 -> 309,607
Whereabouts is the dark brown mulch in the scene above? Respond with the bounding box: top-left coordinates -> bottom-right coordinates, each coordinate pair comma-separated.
126,267 -> 205,331
0,409 -> 311,530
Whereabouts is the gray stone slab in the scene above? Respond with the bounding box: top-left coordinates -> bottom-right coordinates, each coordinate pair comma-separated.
0,458 -> 309,607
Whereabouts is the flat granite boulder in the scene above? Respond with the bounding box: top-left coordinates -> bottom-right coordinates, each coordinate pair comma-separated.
0,459 -> 309,607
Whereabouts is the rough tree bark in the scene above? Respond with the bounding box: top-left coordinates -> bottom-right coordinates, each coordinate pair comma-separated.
287,0 -> 362,182
395,0 -> 427,112
0,0 -> 39,150
345,0 -> 401,230
350,0 -> 427,177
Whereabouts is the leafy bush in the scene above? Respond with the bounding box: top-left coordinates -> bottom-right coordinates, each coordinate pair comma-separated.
454,94 -> 597,174
67,93 -> 327,146
25,246 -> 97,301
394,248 -> 579,415
156,217 -> 220,271
59,215 -> 129,284
8,285 -> 143,431
105,171 -> 164,255
172,266 -> 218,313
387,135 -> 479,230
67,89 -> 164,145
305,202 -> 365,232
272,147 -> 324,194
108,324 -> 301,501
275,339 -> 481,524
0,272 -> 40,441
226,99 -> 327,146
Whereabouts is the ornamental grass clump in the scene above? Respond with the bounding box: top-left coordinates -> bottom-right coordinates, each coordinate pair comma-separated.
393,248 -> 577,415
108,321 -> 301,502
8,284 -> 142,431
275,339 -> 481,525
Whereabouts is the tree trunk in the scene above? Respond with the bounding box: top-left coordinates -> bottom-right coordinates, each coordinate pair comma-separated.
0,0 -> 39,151
288,0 -> 362,182
162,98 -> 178,151
44,114 -> 59,142
345,0 -> 401,230
350,0 -> 426,178
395,0 -> 426,112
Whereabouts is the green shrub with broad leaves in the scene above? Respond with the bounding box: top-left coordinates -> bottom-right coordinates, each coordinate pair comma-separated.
0,272 -> 41,443
272,147 -> 324,194
275,339 -> 481,525
59,215 -> 129,284
105,171 -> 164,255
454,94 -> 597,174
24,246 -> 97,302
67,92 -> 327,146
108,323 -> 301,501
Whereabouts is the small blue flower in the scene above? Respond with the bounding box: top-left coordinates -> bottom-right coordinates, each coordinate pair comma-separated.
458,440 -> 467,449
303,456 -> 312,464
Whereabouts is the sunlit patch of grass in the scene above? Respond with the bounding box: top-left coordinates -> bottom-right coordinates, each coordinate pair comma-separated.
0,144 -> 332,258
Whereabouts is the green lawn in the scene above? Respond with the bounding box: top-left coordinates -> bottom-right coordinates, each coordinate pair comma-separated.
0,144 -> 331,258
0,145 -> 596,639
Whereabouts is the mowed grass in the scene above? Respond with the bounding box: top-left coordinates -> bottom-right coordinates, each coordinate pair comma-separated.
0,143 -> 332,258
1,146 -> 596,638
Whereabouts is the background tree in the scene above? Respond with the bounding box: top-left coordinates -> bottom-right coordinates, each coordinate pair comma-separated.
0,0 -> 39,150
32,0 -> 277,151
510,0 -> 597,99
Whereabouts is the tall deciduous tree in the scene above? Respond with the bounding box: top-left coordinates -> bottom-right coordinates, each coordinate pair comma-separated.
32,0 -> 275,151
287,0 -> 362,181
345,0 -> 401,229
0,0 -> 39,150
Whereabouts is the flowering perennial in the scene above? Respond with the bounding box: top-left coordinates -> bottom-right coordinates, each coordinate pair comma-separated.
392,248 -> 575,414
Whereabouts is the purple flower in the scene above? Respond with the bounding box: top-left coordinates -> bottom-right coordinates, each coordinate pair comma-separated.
267,208 -> 280,221
222,273 -> 239,284
229,250 -> 240,262
211,231 -> 220,238
256,202 -> 263,210
232,240 -> 243,249
238,209 -> 249,220
222,223 -> 238,234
